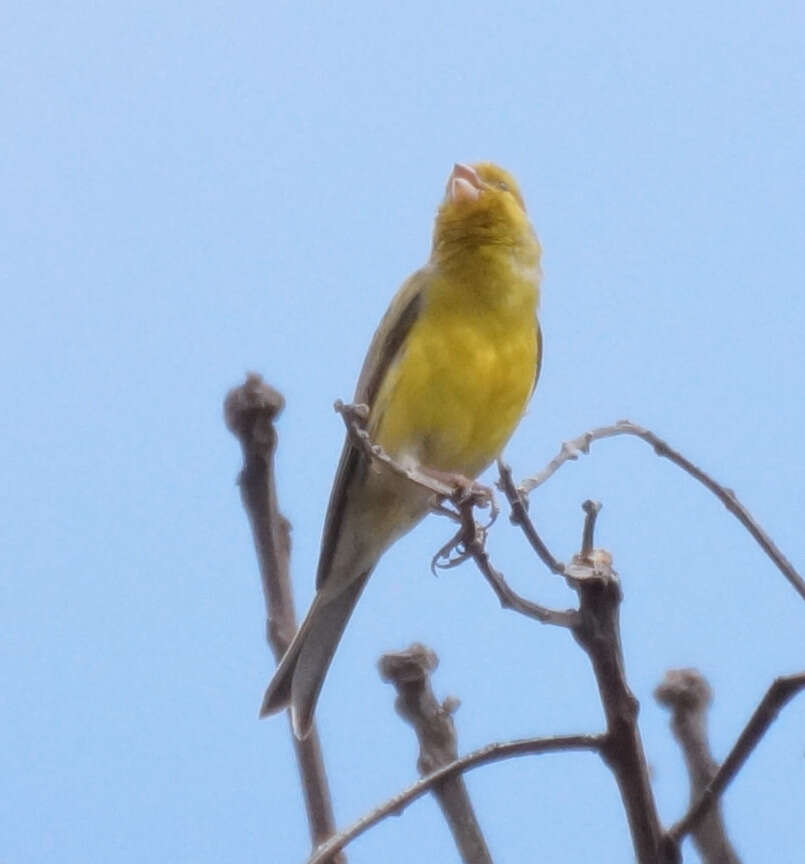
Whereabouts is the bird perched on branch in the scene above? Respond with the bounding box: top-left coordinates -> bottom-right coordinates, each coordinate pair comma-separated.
261,162 -> 543,738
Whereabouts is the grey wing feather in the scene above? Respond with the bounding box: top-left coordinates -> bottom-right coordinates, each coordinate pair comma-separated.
316,271 -> 426,589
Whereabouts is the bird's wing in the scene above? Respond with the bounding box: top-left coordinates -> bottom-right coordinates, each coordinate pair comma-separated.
316,270 -> 427,589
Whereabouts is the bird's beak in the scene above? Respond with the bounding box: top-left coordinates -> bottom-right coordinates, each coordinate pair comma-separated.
446,163 -> 482,204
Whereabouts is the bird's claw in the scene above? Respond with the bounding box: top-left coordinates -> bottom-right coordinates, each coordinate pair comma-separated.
430,513 -> 490,574
431,527 -> 475,574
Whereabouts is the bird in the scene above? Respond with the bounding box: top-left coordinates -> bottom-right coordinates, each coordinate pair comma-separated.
261,162 -> 543,738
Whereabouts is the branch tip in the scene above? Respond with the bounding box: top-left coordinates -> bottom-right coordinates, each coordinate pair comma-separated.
580,499 -> 602,557
667,670 -> 805,846
224,372 -> 285,447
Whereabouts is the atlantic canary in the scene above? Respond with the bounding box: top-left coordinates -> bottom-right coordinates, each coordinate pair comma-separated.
261,162 -> 542,738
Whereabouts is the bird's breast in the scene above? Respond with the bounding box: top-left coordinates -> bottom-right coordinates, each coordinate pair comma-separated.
371,297 -> 538,477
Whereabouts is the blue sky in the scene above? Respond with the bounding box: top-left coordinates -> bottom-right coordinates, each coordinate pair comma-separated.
2,1 -> 803,862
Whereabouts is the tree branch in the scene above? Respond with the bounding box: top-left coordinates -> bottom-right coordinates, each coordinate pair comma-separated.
656,669 -> 741,863
380,644 -> 494,864
519,420 -> 805,603
456,495 -> 578,628
464,492 -> 663,862
304,733 -> 604,864
224,373 -> 344,863
229,387 -> 803,864
496,460 -> 564,574
564,504 -> 664,864
664,671 -> 805,854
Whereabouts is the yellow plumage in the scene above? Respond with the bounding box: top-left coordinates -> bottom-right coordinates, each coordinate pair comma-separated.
262,162 -> 542,737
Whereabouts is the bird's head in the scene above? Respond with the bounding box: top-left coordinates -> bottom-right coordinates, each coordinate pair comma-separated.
432,162 -> 538,261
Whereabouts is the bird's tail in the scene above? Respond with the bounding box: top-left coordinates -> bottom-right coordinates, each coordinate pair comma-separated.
260,572 -> 371,739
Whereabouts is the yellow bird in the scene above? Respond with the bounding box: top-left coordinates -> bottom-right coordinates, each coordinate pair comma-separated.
262,162 -> 542,738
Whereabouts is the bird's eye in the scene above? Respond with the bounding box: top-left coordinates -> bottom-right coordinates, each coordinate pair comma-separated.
494,180 -> 509,191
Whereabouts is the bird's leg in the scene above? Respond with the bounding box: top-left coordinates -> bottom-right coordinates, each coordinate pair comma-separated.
426,470 -> 501,574
416,467 -> 494,509
417,467 -> 499,536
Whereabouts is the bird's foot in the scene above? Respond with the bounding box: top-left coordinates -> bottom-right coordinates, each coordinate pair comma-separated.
427,472 -> 498,574
417,468 -> 494,509
431,526 -> 473,573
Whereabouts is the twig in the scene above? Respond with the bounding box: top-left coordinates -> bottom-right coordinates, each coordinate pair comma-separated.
380,644 -> 493,864
224,373 -> 344,863
336,399 -> 500,540
656,669 -> 741,863
335,400 -> 457,498
456,496 -> 578,628
664,671 -> 805,852
496,460 -> 564,574
465,481 -> 664,862
564,505 -> 664,864
463,487 -> 664,861
304,733 -> 604,864
580,500 -> 600,558
519,420 -> 805,603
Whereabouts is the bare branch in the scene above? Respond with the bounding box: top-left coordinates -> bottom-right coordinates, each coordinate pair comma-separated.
564,508 -> 663,864
224,373 -> 344,863
304,733 -> 604,864
225,376 -> 295,649
656,669 -> 741,863
380,644 -> 494,864
496,460 -> 564,574
456,494 -> 578,628
580,499 -> 601,558
666,672 -> 805,849
519,420 -> 805,603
